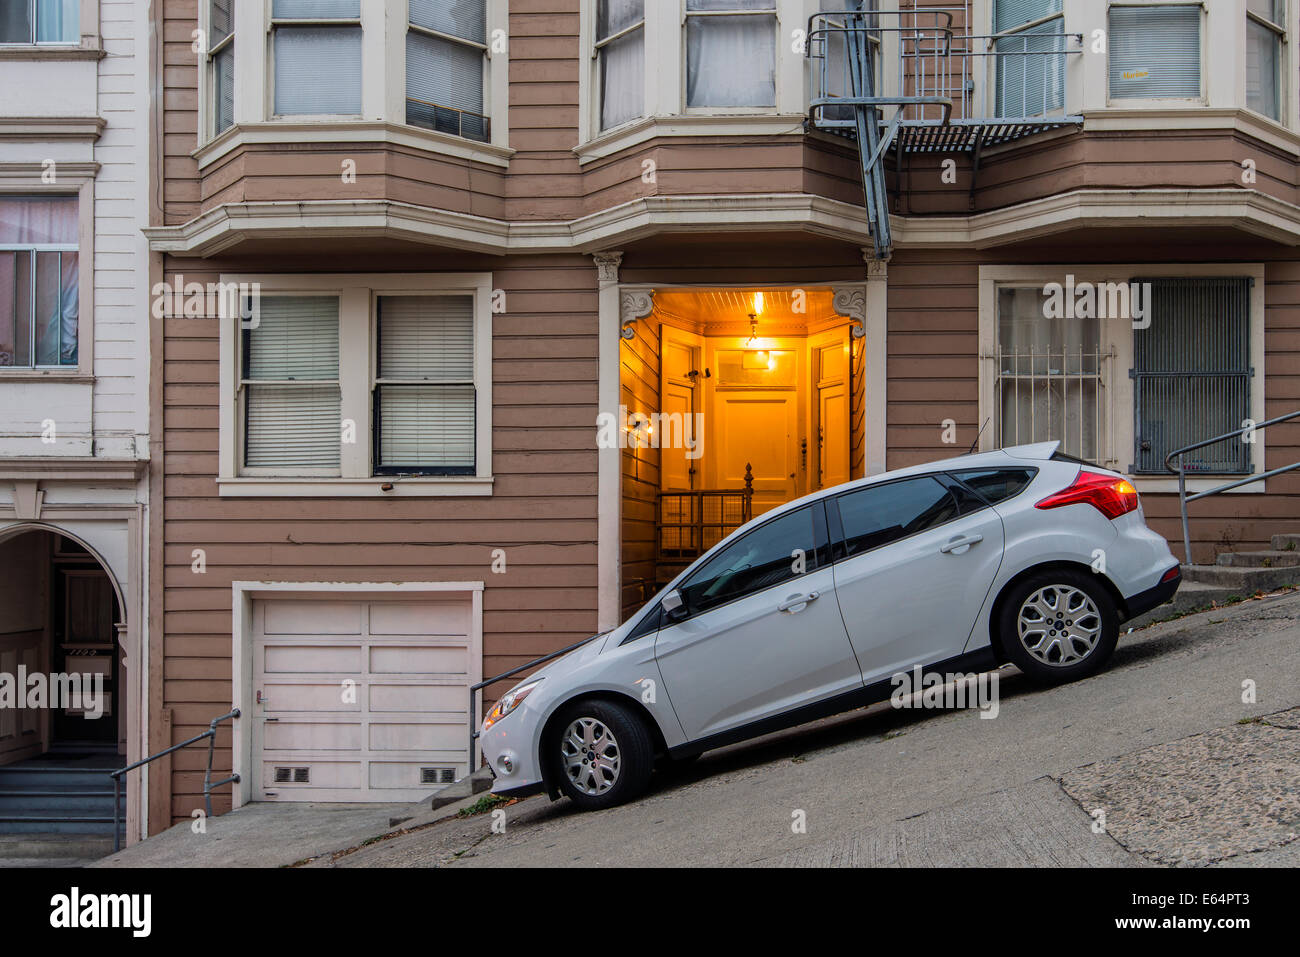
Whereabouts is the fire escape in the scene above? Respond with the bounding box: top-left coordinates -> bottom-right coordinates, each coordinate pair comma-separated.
807,3 -> 1084,259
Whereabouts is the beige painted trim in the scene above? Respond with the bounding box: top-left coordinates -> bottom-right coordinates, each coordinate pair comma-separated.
193,121 -> 515,172
0,458 -> 143,481
0,117 -> 106,141
1081,107 -> 1300,156
595,254 -> 624,632
575,114 -> 809,165
977,263 -> 1267,493
146,187 -> 1300,260
216,271 -> 495,496
229,579 -> 485,809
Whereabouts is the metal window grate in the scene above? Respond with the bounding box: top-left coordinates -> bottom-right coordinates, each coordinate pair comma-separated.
421,767 -> 456,785
1133,277 -> 1252,474
993,345 -> 1114,465
274,766 -> 310,784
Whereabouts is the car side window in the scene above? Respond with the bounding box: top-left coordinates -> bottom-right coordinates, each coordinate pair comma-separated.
677,506 -> 818,616
949,468 -> 1037,505
834,476 -> 961,558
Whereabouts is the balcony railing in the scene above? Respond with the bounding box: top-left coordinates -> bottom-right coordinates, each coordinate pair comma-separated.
406,98 -> 490,143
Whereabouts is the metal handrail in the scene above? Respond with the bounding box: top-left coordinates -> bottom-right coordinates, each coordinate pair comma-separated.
107,708 -> 240,852
468,636 -> 605,774
1164,410 -> 1300,563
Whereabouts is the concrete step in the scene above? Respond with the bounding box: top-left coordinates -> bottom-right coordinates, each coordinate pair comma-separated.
1180,563 -> 1300,592
1270,534 -> 1300,551
0,767 -> 116,790
0,833 -> 115,860
1217,550 -> 1300,568
1124,581 -> 1240,630
0,813 -> 122,836
0,790 -> 118,814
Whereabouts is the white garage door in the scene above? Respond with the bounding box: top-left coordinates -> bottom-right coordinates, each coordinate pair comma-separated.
252,594 -> 480,802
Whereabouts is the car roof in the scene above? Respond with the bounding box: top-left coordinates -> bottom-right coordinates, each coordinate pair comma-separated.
744,441 -> 1062,527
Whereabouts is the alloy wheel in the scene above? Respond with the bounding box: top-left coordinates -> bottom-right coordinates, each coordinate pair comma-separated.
559,716 -> 621,795
1016,584 -> 1102,667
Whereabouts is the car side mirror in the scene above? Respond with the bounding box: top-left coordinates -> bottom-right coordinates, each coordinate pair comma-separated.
661,589 -> 687,620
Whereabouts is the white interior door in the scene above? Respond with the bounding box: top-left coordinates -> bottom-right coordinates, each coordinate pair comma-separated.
812,330 -> 851,491
252,595 -> 479,802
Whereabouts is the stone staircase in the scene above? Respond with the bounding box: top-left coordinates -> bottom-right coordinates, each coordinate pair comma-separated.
0,749 -> 124,862
1126,533 -> 1300,628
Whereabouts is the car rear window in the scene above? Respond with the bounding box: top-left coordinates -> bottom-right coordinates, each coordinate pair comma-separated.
949,468 -> 1037,505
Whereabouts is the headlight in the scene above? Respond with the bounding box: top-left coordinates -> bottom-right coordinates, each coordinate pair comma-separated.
482,678 -> 543,730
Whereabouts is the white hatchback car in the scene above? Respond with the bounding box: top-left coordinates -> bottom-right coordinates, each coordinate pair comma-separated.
479,442 -> 1181,811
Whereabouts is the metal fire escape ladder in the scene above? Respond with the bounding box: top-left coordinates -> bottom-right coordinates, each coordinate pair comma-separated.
808,4 -> 1083,260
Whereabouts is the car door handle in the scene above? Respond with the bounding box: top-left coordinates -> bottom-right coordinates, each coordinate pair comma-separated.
939,534 -> 984,554
777,591 -> 820,613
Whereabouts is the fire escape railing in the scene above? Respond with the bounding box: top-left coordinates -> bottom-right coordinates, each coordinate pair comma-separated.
807,5 -> 1083,259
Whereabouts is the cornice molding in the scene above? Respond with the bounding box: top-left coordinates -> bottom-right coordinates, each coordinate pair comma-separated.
0,458 -> 145,482
143,188 -> 1300,259
0,116 -> 106,141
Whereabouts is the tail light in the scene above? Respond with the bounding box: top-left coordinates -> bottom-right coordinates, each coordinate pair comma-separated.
1035,470 -> 1139,520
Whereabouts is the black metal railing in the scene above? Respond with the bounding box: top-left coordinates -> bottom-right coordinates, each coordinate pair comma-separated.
107,708 -> 240,853
1164,410 -> 1300,563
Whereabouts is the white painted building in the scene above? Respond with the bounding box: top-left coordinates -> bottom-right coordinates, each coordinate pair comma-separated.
0,0 -> 152,843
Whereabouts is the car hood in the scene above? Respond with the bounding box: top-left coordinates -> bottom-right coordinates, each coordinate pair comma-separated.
500,631 -> 611,694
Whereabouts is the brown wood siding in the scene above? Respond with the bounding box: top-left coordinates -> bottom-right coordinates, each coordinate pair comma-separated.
620,319 -> 661,618
886,242 -> 1300,564
157,252 -> 599,822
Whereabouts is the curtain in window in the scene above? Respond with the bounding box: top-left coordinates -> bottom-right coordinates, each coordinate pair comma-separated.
274,26 -> 363,115
1108,5 -> 1200,99
244,297 -> 341,469
0,196 -> 78,367
598,0 -> 644,131
375,296 -> 475,472
0,195 -> 78,243
997,287 -> 1101,462
35,0 -> 78,41
686,1 -> 776,108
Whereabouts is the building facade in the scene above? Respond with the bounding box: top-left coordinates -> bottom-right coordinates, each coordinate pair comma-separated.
130,0 -> 1300,834
0,0 -> 153,842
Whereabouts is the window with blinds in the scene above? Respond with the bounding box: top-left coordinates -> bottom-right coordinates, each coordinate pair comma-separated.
1109,5 -> 1201,100
374,296 -> 476,475
1132,278 -> 1252,475
208,0 -> 234,136
1247,1 -> 1285,121
597,0 -> 645,131
993,0 -> 1065,118
406,0 -> 489,142
241,296 -> 342,470
271,0 -> 363,116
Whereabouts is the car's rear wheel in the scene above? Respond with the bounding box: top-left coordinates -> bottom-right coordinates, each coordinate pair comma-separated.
999,568 -> 1119,684
549,699 -> 653,811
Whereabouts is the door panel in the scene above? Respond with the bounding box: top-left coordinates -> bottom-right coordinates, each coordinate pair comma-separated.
660,329 -> 702,491
714,393 -> 798,514
831,481 -> 1006,683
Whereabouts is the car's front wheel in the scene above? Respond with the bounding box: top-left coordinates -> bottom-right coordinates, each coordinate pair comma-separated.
998,568 -> 1119,684
548,699 -> 654,811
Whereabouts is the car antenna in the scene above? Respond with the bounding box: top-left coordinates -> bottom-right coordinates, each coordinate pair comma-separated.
967,418 -> 990,455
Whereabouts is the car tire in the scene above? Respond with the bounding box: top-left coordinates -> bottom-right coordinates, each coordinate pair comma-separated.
998,568 -> 1119,684
548,699 -> 654,811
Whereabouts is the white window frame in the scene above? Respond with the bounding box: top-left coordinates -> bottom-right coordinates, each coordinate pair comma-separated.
682,0 -> 780,115
267,2 -> 365,121
576,0 -> 808,154
1245,0 -> 1288,123
1105,1 -> 1207,108
405,4 -> 491,142
217,272 -> 494,497
195,0 -> 510,166
987,0 -> 1068,119
0,0 -> 85,46
978,264 -> 1266,495
204,1 -> 235,141
592,0 -> 647,135
0,177 -> 95,380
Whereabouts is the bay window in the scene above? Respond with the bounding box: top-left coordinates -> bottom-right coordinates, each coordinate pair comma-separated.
0,0 -> 78,44
0,195 -> 79,369
596,0 -> 645,131
685,0 -> 777,108
271,0 -> 363,116
1108,4 -> 1201,100
1246,1 -> 1285,121
207,0 -> 234,136
406,0 -> 489,141
993,0 -> 1065,118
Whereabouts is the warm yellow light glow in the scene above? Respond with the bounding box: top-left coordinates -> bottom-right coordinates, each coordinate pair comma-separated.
753,291 -> 764,315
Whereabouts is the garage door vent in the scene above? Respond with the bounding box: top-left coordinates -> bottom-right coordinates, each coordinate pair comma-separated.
274,766 -> 310,784
421,767 -> 456,785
